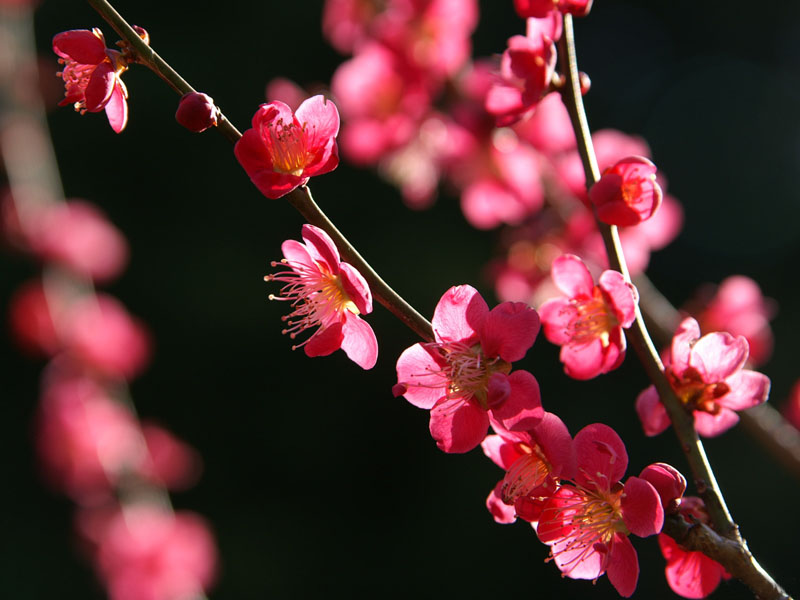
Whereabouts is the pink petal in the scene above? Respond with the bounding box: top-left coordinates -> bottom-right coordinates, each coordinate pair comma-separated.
573,423 -> 627,490
301,224 -> 340,274
486,372 -> 511,408
531,411 -> 576,480
295,95 -> 340,154
621,476 -> 664,537
659,535 -> 727,599
394,343 -> 446,409
431,285 -> 488,344
340,313 -> 378,369
339,262 -> 373,315
234,128 -> 274,177
104,82 -> 128,133
606,533 -> 639,597
84,62 -> 115,112
638,463 -> 686,512
693,408 -> 740,437
486,481 -> 518,524
460,179 -> 524,229
561,337 -> 615,380
53,30 -> 106,64
489,370 -> 543,432
429,397 -> 489,453
250,171 -> 307,199
551,253 -> 594,298
670,317 -> 701,373
718,370 -> 770,410
689,331 -> 748,383
598,270 -> 638,328
280,239 -> 318,273
304,141 -> 339,178
304,322 -> 344,357
479,302 -> 540,362
539,297 -> 577,345
252,101 -> 295,131
481,434 -> 525,470
635,385 -> 671,437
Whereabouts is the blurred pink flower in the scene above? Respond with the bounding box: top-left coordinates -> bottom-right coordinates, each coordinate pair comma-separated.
7,278 -> 63,357
514,0 -> 592,18
53,28 -> 129,133
636,317 -> 771,437
394,285 -> 543,453
265,224 -> 378,369
235,95 -> 340,198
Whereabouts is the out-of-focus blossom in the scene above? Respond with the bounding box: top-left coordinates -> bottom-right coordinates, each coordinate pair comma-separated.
53,28 -> 129,133
234,95 -> 340,199
37,366 -> 142,503
485,14 -> 562,126
265,77 -> 308,111
322,0 -> 383,54
394,285 -> 543,453
658,497 -> 730,598
8,278 -> 64,357
537,424 -> 664,597
539,254 -> 638,380
139,423 -> 203,491
692,275 -> 775,367
77,503 -> 218,600
332,43 -> 430,165
636,317 -> 770,437
175,92 -> 218,133
63,294 -> 152,380
513,91 -> 576,156
265,224 -> 377,369
590,156 -> 662,226
481,411 -> 575,524
513,0 -> 593,18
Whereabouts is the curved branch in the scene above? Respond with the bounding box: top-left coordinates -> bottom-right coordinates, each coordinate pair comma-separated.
557,13 -> 789,600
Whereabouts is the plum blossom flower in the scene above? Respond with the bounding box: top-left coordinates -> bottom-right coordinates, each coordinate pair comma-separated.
175,92 -> 218,133
265,224 -> 377,369
636,317 -> 771,437
53,28 -> 129,133
234,95 -> 340,198
481,411 -> 575,524
589,156 -> 662,226
393,285 -> 543,453
513,0 -> 593,18
658,497 -> 730,599
537,424 -> 664,597
539,254 -> 638,380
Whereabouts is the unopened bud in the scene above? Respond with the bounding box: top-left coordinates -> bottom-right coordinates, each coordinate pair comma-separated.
175,92 -> 218,133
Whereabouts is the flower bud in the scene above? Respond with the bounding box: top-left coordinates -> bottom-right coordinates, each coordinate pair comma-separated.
175,92 -> 218,133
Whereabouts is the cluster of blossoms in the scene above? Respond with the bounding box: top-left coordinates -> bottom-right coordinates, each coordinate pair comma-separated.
2,189 -> 218,600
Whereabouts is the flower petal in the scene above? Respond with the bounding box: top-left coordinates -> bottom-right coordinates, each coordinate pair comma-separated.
659,534 -> 727,599
84,62 -> 115,112
573,423 -> 627,489
303,321 -> 344,357
670,317 -> 701,373
689,332 -> 748,383
489,370 -> 543,432
606,533 -> 639,597
693,408 -> 740,437
300,224 -> 340,274
104,82 -> 128,133
486,481 -> 518,524
429,397 -> 489,453
635,385 -> 671,437
598,270 -> 638,328
551,254 -> 594,298
431,285 -> 488,344
340,313 -> 377,369
718,369 -> 770,410
53,29 -> 106,64
481,434 -> 525,470
339,262 -> 372,315
532,411 -> 576,480
394,343 -> 446,409
621,476 -> 664,537
539,297 -> 577,345
479,301 -> 540,362
295,95 -> 340,150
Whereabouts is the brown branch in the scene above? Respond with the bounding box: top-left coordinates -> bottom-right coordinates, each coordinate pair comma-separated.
557,13 -> 789,600
86,0 -> 434,344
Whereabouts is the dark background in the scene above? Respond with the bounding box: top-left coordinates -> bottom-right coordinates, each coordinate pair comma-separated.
2,1 -> 800,598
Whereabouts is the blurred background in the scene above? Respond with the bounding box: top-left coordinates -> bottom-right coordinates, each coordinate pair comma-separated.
2,0 -> 800,598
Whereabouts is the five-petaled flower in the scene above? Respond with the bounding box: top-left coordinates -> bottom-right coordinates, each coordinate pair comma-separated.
265,224 -> 377,369
536,424 -> 664,598
234,95 -> 340,199
589,156 -> 662,227
393,285 -> 543,453
636,317 -> 771,437
539,254 -> 638,380
53,28 -> 129,133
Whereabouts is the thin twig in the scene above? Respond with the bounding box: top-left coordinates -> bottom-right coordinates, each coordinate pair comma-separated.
557,13 -> 789,600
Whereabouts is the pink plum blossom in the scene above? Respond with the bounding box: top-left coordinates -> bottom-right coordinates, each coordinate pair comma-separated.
77,503 -> 218,600
537,424 -> 664,597
485,14 -> 562,126
234,95 -> 340,198
539,254 -> 638,380
658,497 -> 730,599
53,28 -> 129,133
7,278 -> 64,357
514,0 -> 593,18
636,317 -> 771,437
175,92 -> 218,133
138,423 -> 203,491
393,285 -> 543,453
322,0 -> 382,54
481,411 -> 575,524
265,224 -> 377,369
590,156 -> 662,227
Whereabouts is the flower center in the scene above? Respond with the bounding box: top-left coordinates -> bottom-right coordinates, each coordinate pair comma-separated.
501,445 -> 553,504
435,341 -> 511,409
265,258 -> 357,350
668,367 -> 729,415
569,288 -> 617,346
264,119 -> 308,176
